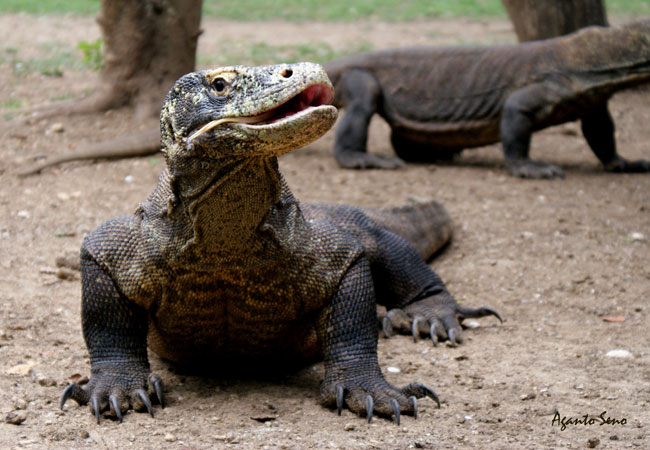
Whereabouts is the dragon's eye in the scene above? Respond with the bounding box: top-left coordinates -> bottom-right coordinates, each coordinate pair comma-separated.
214,78 -> 227,93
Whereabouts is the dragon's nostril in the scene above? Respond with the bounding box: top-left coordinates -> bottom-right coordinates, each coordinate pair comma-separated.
281,68 -> 293,78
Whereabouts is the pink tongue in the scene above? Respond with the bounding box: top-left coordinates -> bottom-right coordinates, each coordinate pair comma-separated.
300,84 -> 334,107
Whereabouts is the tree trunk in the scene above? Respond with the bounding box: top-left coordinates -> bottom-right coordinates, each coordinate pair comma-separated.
96,0 -> 203,118
18,0 -> 203,176
502,0 -> 608,42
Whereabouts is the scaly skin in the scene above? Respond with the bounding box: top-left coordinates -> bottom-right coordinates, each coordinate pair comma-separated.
60,63 -> 500,424
326,20 -> 650,178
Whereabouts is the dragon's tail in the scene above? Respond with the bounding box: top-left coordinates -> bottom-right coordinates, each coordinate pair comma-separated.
359,200 -> 453,261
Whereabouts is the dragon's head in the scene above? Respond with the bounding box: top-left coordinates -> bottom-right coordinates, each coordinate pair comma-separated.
160,63 -> 337,165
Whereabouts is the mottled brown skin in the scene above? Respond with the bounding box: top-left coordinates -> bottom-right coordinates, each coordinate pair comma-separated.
327,20 -> 650,178
59,63 -> 500,424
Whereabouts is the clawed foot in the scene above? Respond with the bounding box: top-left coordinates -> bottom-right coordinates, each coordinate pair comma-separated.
506,159 -> 564,179
322,378 -> 439,425
604,157 -> 649,173
382,294 -> 502,346
60,369 -> 164,424
336,151 -> 406,170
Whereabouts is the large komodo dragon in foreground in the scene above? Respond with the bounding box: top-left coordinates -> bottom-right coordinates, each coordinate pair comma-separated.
59,63 -> 500,424
326,20 -> 650,178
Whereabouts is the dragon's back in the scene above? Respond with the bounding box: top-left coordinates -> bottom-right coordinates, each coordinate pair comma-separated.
302,200 -> 452,261
358,201 -> 452,260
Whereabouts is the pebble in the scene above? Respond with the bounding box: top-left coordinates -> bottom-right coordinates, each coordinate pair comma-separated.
605,349 -> 633,359
16,210 -> 30,219
344,423 -> 356,431
47,123 -> 64,134
124,175 -> 134,183
14,399 -> 27,410
629,232 -> 644,242
386,366 -> 401,373
37,376 -> 57,387
587,437 -> 600,448
164,433 -> 176,442
6,411 -> 27,425
465,320 -> 480,329
6,362 -> 35,375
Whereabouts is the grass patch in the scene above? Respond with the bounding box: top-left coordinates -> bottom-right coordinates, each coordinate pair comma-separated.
3,41 -> 104,77
0,0 -> 99,15
2,98 -> 24,110
77,39 -> 103,71
607,0 -> 650,15
202,0 -> 506,21
0,0 -> 646,20
198,40 -> 373,66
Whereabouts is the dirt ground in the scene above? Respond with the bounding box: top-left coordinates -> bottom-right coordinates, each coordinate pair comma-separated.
1,13 -> 649,450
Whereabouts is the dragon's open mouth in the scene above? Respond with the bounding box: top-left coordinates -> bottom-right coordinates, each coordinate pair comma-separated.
188,83 -> 334,142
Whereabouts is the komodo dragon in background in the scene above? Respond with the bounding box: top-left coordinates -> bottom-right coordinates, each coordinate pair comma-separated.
326,20 -> 650,178
59,63 -> 500,424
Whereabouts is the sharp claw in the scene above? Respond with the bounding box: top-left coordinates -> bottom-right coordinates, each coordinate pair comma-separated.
390,398 -> 401,426
484,307 -> 503,323
448,328 -> 458,347
136,389 -> 154,418
336,385 -> 344,416
422,385 -> 441,409
457,306 -> 503,323
60,384 -> 75,410
365,395 -> 373,423
411,317 -> 420,343
411,396 -> 418,420
429,323 -> 438,346
153,378 -> 164,409
382,317 -> 393,338
91,396 -> 101,424
109,395 -> 122,423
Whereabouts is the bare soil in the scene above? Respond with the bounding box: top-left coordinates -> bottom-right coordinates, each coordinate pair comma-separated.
1,14 -> 649,450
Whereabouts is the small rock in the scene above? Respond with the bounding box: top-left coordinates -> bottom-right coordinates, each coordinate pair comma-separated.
521,231 -> 535,239
609,435 -> 619,441
47,123 -> 64,134
69,373 -> 89,385
629,232 -> 644,242
344,423 -> 356,431
6,362 -> 35,375
465,320 -> 480,329
37,377 -> 57,387
56,192 -> 70,201
520,393 -> 536,401
16,210 -> 30,219
605,349 -> 633,359
80,430 -> 90,439
6,411 -> 27,425
164,433 -> 176,442
56,267 -> 79,280
14,399 -> 27,410
587,437 -> 600,448
124,175 -> 134,183
386,366 -> 400,373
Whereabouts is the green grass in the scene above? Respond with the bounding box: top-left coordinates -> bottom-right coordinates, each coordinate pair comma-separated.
2,41 -> 102,77
0,0 -> 647,20
0,0 -> 100,15
198,40 -> 372,66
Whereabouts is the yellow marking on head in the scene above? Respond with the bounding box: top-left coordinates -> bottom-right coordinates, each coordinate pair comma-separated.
205,69 -> 238,85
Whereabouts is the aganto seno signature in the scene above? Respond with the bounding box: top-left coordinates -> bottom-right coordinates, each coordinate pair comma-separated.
552,411 -> 627,431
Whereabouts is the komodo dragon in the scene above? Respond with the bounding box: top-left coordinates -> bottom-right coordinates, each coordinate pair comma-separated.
59,63 -> 500,424
326,20 -> 650,178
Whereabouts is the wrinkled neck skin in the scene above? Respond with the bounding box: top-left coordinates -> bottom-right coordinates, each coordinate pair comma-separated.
166,151 -> 288,267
